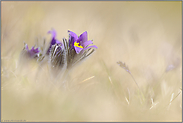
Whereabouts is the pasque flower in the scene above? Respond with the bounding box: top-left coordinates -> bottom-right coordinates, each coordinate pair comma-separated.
66,30 -> 97,68
68,31 -> 97,54
24,43 -> 40,58
47,29 -> 62,55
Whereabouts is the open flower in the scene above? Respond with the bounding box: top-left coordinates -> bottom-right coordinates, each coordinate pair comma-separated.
66,30 -> 97,68
24,43 -> 40,58
47,29 -> 62,55
68,31 -> 97,54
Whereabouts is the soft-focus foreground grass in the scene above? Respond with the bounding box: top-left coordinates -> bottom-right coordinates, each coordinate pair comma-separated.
1,1 -> 182,122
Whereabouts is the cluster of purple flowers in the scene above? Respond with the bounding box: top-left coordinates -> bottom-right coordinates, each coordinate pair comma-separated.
21,29 -> 97,70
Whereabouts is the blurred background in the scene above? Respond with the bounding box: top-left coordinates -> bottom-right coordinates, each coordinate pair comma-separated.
1,1 -> 182,122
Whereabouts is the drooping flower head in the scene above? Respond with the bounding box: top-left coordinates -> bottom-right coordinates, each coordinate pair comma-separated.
24,43 -> 40,58
47,29 -> 62,55
68,31 -> 97,54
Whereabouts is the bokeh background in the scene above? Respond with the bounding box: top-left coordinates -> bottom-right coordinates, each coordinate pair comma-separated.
1,1 -> 182,122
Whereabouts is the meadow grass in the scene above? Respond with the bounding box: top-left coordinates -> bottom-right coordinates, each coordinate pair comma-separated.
1,1 -> 182,122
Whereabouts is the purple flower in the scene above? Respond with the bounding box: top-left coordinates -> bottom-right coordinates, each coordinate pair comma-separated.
68,31 -> 97,54
24,44 -> 40,58
47,29 -> 62,55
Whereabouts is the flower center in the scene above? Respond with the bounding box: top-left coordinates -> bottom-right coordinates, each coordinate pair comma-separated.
74,42 -> 83,48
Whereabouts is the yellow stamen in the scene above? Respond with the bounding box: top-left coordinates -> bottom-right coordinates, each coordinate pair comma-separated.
74,42 -> 83,48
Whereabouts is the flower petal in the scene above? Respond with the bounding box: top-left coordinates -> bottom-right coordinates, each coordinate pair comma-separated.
31,47 -> 39,53
25,44 -> 29,50
77,31 -> 87,44
68,30 -> 78,40
74,46 -> 83,54
68,30 -> 78,48
56,40 -> 62,44
83,40 -> 93,47
84,45 -> 98,51
48,29 -> 57,39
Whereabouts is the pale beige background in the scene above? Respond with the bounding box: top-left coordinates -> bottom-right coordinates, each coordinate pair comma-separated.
1,1 -> 182,122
